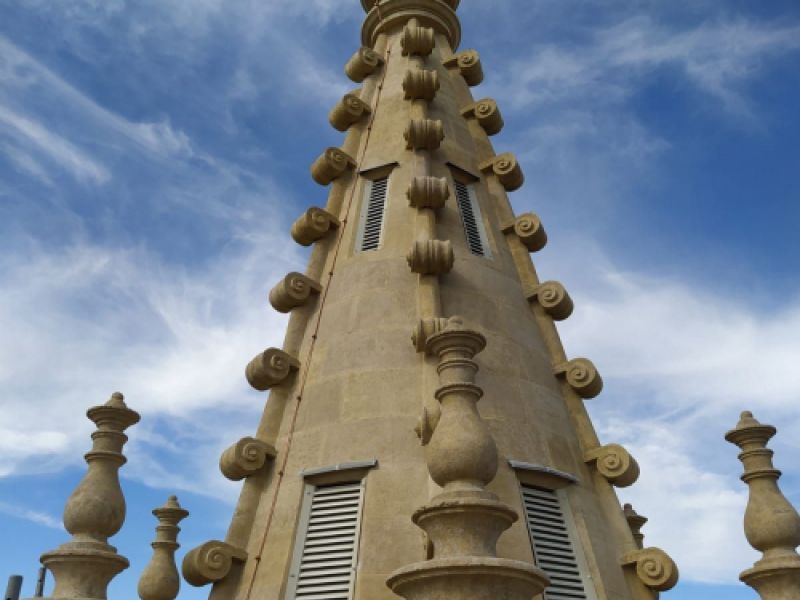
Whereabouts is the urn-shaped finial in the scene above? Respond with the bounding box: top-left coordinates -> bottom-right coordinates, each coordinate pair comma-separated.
138,496 -> 190,600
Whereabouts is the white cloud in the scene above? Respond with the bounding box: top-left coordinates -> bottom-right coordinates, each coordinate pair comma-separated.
0,501 -> 62,529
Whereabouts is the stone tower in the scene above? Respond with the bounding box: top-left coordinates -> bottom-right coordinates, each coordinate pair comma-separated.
182,1 -> 679,599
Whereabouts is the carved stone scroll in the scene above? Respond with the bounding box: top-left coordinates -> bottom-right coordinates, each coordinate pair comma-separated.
502,212 -> 547,252
481,153 -> 524,191
345,46 -> 383,83
329,92 -> 371,131
403,69 -> 440,101
407,176 -> 449,210
554,358 -> 603,399
621,548 -> 679,593
462,98 -> 504,135
291,207 -> 340,247
528,281 -> 573,321
310,147 -> 356,185
445,50 -> 484,86
405,119 -> 444,151
407,240 -> 454,275
585,444 -> 640,488
219,437 -> 277,481
138,496 -> 189,600
245,348 -> 300,391
269,272 -> 322,313
182,541 -> 247,587
412,317 -> 450,352
401,24 -> 435,56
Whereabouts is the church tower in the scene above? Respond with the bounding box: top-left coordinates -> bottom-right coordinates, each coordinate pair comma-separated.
181,1 -> 679,599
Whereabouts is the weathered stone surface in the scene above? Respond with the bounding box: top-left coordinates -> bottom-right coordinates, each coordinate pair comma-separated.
138,497 -> 189,600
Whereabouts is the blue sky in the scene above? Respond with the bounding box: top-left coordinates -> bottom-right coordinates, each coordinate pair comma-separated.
1,1 -> 799,598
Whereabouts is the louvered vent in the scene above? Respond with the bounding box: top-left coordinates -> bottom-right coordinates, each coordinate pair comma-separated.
521,485 -> 591,600
359,176 -> 388,252
454,180 -> 488,256
288,481 -> 364,600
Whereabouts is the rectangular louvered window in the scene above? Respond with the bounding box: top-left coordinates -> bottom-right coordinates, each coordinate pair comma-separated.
286,481 -> 365,600
454,180 -> 490,257
357,176 -> 389,252
521,485 -> 594,600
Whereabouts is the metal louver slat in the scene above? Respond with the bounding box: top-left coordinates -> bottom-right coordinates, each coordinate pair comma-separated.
521,485 -> 593,600
454,180 -> 488,257
359,177 -> 388,252
287,481 -> 365,599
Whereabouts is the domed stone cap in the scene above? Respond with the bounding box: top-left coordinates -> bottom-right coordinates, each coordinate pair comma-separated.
362,0 -> 461,50
725,411 -> 777,447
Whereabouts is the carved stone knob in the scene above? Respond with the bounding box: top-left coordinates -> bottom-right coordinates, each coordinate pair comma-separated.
585,444 -> 640,488
411,316 -> 450,352
291,207 -> 340,247
624,503 -> 648,550
182,541 -> 247,587
554,358 -> 603,399
329,92 -> 371,131
401,24 -> 435,56
463,99 -> 503,135
310,147 -> 356,185
405,119 -> 444,151
529,281 -> 573,321
481,153 -> 524,191
219,437 -> 277,481
403,69 -> 439,101
245,348 -> 300,391
407,240 -> 454,275
345,46 -> 383,82
505,212 -> 547,251
446,50 -> 483,86
407,176 -> 449,210
621,548 -> 679,592
269,272 -> 322,313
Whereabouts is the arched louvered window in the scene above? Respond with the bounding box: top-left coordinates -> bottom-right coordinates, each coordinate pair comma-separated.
453,179 -> 490,257
356,176 -> 389,252
521,485 -> 596,600
286,480 -> 366,599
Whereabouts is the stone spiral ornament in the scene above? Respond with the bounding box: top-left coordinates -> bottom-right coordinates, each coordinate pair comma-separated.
446,50 -> 484,86
245,347 -> 299,391
511,212 -> 547,251
268,272 -> 321,313
291,207 -> 339,246
407,240 -> 454,275
182,541 -> 247,587
401,24 -> 435,57
555,358 -> 603,399
310,147 -> 355,185
403,69 -> 440,101
483,153 -> 524,191
405,119 -> 444,151
473,99 -> 504,135
622,548 -> 679,592
412,316 -> 450,352
345,46 -> 383,83
531,281 -> 573,321
585,443 -> 640,487
329,92 -> 371,131
407,176 -> 449,209
219,437 -> 277,481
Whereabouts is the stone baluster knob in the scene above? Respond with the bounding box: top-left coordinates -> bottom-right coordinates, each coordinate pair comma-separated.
138,496 -> 190,600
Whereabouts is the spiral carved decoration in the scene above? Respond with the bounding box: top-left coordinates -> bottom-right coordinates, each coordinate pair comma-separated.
407,239 -> 454,275
411,316 -> 450,352
182,541 -> 247,587
554,358 -> 603,399
407,176 -> 449,210
405,119 -> 444,151
401,24 -> 435,57
445,50 -> 484,86
529,281 -> 573,321
219,437 -> 277,481
621,548 -> 679,592
506,212 -> 547,252
481,153 -> 524,191
268,272 -> 322,313
310,147 -> 356,186
403,69 -> 440,101
345,46 -> 383,83
585,444 -> 640,487
245,348 -> 300,391
462,99 -> 504,136
329,92 -> 371,131
291,207 -> 340,247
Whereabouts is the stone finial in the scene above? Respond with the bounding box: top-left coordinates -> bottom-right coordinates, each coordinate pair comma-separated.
268,272 -> 322,313
403,69 -> 440,101
462,99 -> 504,135
182,541 -> 247,587
291,207 -> 340,247
445,49 -> 484,86
554,358 -> 603,399
405,119 -> 444,151
585,444 -> 640,488
725,411 -> 800,599
219,437 -> 277,481
310,147 -> 356,185
624,503 -> 648,550
329,92 -> 371,131
245,348 -> 300,391
407,176 -> 449,210
137,496 -> 189,600
40,392 -> 140,600
406,240 -> 454,275
480,153 -> 524,191
528,281 -> 574,321
401,23 -> 435,56
345,46 -> 383,83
